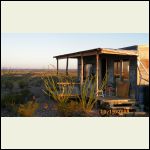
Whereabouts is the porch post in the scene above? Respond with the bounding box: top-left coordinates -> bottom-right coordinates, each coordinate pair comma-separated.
57,58 -> 59,75
66,57 -> 68,75
106,58 -> 108,76
80,55 -> 83,87
96,52 -> 99,96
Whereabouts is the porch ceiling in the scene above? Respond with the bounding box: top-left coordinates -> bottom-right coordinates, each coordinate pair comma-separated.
53,48 -> 138,59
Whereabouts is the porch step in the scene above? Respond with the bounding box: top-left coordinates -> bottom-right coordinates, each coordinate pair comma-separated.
103,99 -> 136,105
99,97 -> 136,105
124,112 -> 148,117
111,106 -> 136,110
98,96 -> 136,112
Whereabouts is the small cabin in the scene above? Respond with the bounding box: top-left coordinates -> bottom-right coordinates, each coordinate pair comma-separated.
54,45 -> 149,111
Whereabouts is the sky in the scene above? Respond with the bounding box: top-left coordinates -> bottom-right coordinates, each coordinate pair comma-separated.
1,33 -> 149,69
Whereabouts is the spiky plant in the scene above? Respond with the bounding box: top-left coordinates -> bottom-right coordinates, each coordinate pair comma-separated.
41,70 -> 75,105
79,75 -> 98,113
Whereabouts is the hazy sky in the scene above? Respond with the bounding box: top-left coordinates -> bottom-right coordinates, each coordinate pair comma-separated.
1,33 -> 149,69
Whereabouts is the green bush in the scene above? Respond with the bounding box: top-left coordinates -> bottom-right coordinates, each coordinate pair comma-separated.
1,89 -> 32,108
1,89 -> 34,116
1,93 -> 24,108
18,80 -> 28,89
1,94 -> 14,108
1,94 -> 19,116
3,80 -> 14,90
32,78 -> 42,87
20,89 -> 32,98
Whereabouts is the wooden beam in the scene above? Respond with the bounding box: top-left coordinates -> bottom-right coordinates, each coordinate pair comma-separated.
99,57 -> 102,84
80,55 -> 83,87
57,58 -> 59,75
53,48 -> 99,59
66,57 -> 68,75
96,53 -> 99,96
105,58 -> 108,89
53,48 -> 138,60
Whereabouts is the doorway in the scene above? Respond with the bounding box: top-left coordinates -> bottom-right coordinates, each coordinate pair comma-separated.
84,64 -> 93,79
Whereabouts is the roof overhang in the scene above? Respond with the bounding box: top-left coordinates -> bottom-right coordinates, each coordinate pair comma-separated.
53,48 -> 138,59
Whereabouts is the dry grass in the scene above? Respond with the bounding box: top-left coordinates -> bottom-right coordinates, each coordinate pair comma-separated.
18,101 -> 39,117
1,69 -> 78,117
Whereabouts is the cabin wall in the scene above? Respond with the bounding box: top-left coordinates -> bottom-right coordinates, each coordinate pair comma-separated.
129,56 -> 137,99
107,56 -> 114,85
77,57 -> 81,82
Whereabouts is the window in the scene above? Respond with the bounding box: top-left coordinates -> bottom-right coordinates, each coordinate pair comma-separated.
114,60 -> 129,81
114,61 -> 120,78
122,60 -> 129,80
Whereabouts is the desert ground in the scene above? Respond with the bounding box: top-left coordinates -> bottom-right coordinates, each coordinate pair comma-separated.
1,69 -> 149,117
1,69 -> 99,117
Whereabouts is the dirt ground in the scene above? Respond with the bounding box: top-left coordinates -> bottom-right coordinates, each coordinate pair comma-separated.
1,69 -> 89,117
1,69 -> 149,117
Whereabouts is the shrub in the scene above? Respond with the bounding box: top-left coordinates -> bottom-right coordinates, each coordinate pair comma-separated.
1,93 -> 24,109
18,101 -> 39,117
1,94 -> 15,108
1,91 -> 37,117
20,89 -> 32,99
18,80 -> 28,89
41,72 -> 75,105
1,94 -> 19,115
1,89 -> 33,109
32,77 -> 42,87
78,76 -> 98,113
3,80 -> 14,91
41,69 -> 101,116
56,101 -> 85,117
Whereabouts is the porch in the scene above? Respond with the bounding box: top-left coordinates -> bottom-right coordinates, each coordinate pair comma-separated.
53,48 -> 138,108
